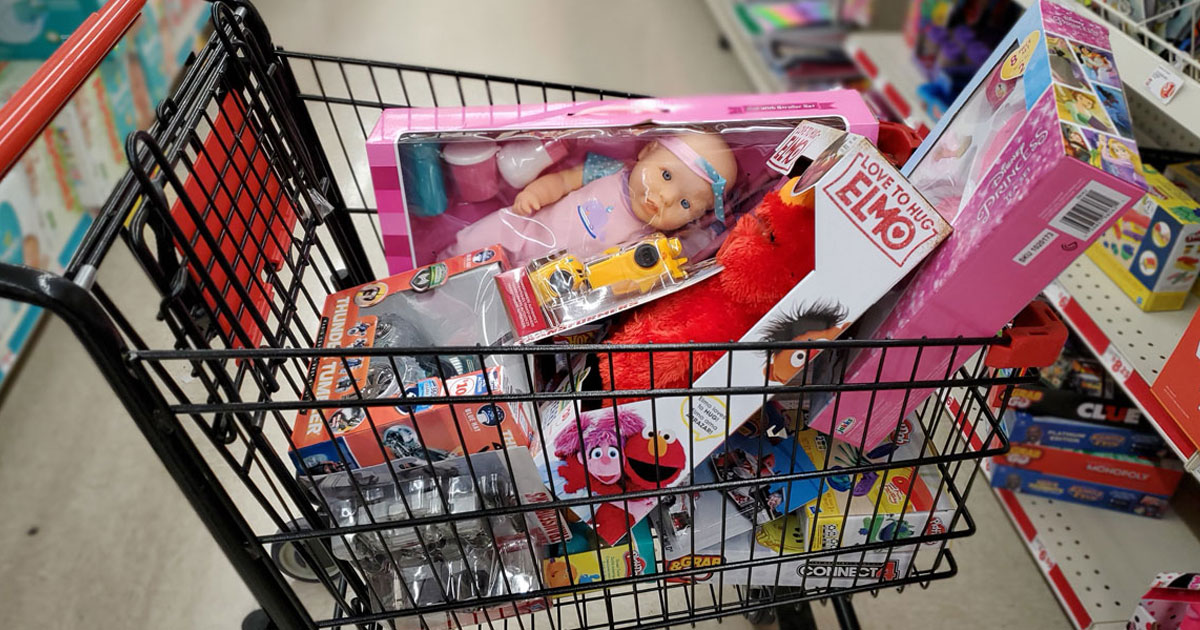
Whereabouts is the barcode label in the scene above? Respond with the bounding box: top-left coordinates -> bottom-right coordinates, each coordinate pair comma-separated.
1049,181 -> 1130,240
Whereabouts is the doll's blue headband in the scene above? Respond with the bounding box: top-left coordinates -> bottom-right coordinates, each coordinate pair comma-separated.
659,136 -> 729,222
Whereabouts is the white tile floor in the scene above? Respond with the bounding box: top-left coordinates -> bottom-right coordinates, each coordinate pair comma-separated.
0,1 -> 1072,628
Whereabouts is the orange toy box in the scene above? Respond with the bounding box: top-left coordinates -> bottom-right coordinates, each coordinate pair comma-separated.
290,247 -> 536,475
1152,307 -> 1200,453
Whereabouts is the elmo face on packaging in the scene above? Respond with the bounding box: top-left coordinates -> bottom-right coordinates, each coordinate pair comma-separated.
537,122 -> 950,546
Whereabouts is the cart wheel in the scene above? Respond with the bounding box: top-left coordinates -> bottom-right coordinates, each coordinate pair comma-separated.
777,599 -> 817,630
271,521 -> 339,583
743,587 -> 777,626
242,609 -> 276,630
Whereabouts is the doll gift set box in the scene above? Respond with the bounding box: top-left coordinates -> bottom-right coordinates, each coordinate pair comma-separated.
809,0 -> 1148,450
988,442 -> 1183,517
365,92 -> 879,275
536,121 -> 951,546
289,248 -> 536,475
1129,572 -> 1200,630
1004,410 -> 1167,459
1087,163 -> 1200,311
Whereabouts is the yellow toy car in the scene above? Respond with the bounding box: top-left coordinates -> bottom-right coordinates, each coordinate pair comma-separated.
584,235 -> 688,296
528,254 -> 586,305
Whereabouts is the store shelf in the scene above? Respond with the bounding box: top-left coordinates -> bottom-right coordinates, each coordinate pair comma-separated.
844,32 -> 935,137
703,0 -> 786,92
987,472 -> 1200,630
1043,257 -> 1200,481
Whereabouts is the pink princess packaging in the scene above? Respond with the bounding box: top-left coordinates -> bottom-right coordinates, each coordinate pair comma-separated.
365,93 -> 879,275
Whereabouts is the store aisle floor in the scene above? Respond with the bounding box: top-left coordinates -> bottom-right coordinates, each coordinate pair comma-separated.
0,1 -> 1070,628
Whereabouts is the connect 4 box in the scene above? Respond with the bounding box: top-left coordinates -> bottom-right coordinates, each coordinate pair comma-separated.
810,0 -> 1147,449
1088,164 -> 1200,311
989,443 -> 1183,517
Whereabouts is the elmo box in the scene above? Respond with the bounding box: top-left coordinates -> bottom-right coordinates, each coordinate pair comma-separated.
810,0 -> 1148,449
538,121 -> 951,546
290,249 -> 535,475
989,443 -> 1183,517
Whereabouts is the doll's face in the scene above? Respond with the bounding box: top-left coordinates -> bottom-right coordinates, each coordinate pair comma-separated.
1073,93 -> 1096,111
579,443 -> 622,485
1109,140 -> 1131,160
628,136 -> 737,230
766,322 -> 849,384
1069,131 -> 1086,147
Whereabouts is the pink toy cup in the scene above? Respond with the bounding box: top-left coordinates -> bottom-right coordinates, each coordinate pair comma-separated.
442,141 -> 500,203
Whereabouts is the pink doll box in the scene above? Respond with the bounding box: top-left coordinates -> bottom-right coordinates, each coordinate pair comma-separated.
366,92 -> 878,274
807,0 -> 1148,449
537,122 -> 950,547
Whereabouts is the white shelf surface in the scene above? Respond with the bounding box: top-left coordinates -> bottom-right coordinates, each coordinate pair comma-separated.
986,462 -> 1200,630
703,0 -> 786,93
844,32 -> 936,136
1044,257 -> 1200,480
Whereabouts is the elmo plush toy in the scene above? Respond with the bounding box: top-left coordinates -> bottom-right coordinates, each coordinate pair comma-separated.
601,180 -> 818,393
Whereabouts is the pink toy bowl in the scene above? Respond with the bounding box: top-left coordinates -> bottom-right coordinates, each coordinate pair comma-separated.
442,141 -> 500,203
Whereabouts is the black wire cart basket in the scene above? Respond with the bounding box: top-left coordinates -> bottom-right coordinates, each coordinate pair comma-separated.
0,2 -> 1060,629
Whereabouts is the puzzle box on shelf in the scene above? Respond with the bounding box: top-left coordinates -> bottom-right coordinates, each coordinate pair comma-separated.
809,0 -> 1148,449
537,121 -> 951,546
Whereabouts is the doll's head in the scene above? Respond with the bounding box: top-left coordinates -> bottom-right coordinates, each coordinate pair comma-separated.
1071,91 -> 1098,114
1104,137 -> 1135,165
628,133 -> 739,231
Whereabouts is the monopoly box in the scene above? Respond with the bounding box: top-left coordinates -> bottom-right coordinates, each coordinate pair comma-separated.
536,121 -> 951,546
810,0 -> 1148,449
1004,410 -> 1167,458
1088,164 -> 1200,311
289,248 -> 535,475
989,443 -> 1183,517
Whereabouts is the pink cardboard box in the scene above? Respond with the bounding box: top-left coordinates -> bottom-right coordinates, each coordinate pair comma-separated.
366,92 -> 878,274
808,0 -> 1147,448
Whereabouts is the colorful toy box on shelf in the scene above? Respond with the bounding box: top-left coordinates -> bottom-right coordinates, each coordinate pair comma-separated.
364,92 -> 878,275
1152,306 -> 1200,449
1129,573 -> 1200,630
537,121 -> 951,546
809,0 -> 1149,449
289,248 -> 536,476
1087,164 -> 1200,311
1167,161 -> 1200,203
988,442 -> 1183,517
993,326 -> 1144,426
1005,410 -> 1168,458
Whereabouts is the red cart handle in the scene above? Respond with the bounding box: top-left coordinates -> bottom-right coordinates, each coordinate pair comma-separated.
0,0 -> 145,180
985,300 -> 1069,370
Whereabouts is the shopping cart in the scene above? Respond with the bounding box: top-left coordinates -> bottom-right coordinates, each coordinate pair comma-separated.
0,2 -> 1059,629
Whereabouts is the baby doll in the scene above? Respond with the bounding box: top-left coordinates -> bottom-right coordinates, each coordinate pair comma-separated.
443,133 -> 739,267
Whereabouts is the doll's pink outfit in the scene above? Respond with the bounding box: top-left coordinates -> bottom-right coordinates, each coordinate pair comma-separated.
444,155 -> 651,266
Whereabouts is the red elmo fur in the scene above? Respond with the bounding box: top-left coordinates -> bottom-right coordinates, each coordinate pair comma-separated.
602,185 -> 817,393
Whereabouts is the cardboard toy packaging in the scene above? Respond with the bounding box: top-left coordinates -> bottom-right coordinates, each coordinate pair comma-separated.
1166,161 -> 1200,202
661,513 -> 916,590
1128,572 -> 1200,630
1152,307 -> 1200,450
542,520 -> 656,591
365,92 -> 879,274
290,248 -> 535,475
809,0 -> 1148,449
988,443 -> 1183,517
536,121 -> 951,546
1004,410 -> 1167,458
1087,164 -> 1200,311
794,416 -> 956,552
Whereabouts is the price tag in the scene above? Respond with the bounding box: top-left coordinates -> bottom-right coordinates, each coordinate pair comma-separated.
1031,537 -> 1056,573
1042,281 -> 1070,309
1145,65 -> 1183,105
1101,343 -> 1134,382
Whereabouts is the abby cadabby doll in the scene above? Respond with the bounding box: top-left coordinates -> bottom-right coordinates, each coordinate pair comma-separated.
443,132 -> 739,267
